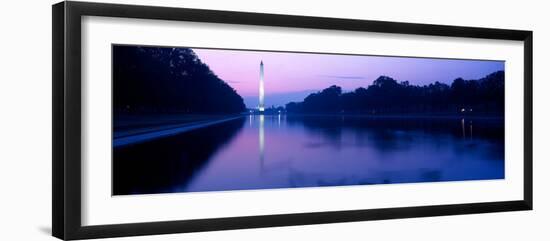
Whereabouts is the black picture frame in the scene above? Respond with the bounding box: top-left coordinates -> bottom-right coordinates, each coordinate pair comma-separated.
52,1 -> 533,240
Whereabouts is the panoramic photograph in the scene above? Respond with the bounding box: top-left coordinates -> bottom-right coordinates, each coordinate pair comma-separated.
112,45 -> 505,195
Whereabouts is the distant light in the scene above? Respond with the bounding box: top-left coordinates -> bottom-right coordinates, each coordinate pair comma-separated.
469,109 -> 473,112
461,108 -> 465,112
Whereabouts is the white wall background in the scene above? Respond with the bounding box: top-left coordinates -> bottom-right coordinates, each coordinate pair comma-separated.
0,0 -> 547,240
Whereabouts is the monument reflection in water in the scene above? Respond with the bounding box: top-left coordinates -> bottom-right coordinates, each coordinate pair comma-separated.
111,45 -> 505,196
113,115 -> 504,195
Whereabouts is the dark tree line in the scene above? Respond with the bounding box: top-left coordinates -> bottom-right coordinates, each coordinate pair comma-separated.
113,46 -> 245,114
286,71 -> 504,115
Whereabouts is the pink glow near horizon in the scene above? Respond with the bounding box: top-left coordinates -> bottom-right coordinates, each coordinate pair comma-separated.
193,48 -> 503,108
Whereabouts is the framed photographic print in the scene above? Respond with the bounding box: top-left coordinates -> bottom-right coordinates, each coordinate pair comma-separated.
52,1 -> 533,240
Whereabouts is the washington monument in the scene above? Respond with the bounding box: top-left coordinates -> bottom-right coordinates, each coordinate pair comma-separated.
259,60 -> 265,112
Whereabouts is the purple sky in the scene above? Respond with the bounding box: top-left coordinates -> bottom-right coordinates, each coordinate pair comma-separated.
193,48 -> 504,108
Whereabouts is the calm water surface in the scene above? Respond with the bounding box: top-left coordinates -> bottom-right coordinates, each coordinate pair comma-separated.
113,115 -> 504,195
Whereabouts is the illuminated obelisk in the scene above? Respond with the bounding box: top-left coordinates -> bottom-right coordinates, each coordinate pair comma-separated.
259,60 -> 265,112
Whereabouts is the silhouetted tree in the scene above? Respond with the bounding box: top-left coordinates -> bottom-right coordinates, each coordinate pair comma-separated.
286,71 -> 504,115
113,46 -> 245,114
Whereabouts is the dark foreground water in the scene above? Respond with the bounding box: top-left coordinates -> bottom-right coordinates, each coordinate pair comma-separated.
113,115 -> 504,195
